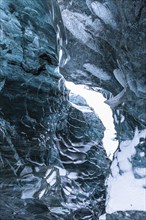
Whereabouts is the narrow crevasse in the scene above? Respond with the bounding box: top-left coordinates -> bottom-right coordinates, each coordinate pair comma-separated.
65,81 -> 118,160
59,0 -> 146,219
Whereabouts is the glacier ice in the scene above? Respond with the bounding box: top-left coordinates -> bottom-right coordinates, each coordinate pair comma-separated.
0,0 -> 146,219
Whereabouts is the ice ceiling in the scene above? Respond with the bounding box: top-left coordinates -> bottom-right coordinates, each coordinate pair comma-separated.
0,0 -> 146,220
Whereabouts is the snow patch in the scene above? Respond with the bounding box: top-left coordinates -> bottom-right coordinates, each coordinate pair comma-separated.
65,81 -> 118,159
99,213 -> 106,220
106,129 -> 146,213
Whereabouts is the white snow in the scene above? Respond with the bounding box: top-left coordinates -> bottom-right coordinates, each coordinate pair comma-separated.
140,152 -> 145,157
65,81 -> 118,159
65,81 -> 146,213
99,214 -> 106,220
68,172 -> 78,180
106,128 -> 146,213
55,166 -> 67,176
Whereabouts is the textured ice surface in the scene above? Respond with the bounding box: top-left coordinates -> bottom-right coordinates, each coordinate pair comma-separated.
83,63 -> 111,81
0,2 -> 110,218
90,1 -> 117,28
0,0 -> 146,219
59,0 -> 146,124
59,0 -> 146,219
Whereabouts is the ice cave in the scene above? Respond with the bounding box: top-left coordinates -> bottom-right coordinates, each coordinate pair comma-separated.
0,0 -> 146,219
